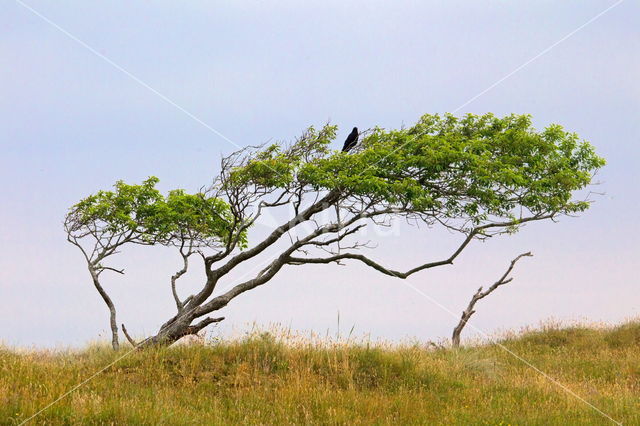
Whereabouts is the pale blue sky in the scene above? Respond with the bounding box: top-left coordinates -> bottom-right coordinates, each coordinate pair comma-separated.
1,1 -> 638,347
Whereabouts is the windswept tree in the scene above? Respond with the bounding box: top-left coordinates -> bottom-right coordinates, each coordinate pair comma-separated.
65,113 -> 605,348
65,178 -> 239,349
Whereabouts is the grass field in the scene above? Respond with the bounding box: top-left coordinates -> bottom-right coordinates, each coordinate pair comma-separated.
1,321 -> 638,425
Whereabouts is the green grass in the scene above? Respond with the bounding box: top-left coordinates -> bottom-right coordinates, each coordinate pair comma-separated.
2,322 -> 639,425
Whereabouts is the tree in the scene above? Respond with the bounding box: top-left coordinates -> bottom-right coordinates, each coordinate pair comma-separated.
64,113 -> 605,348
64,177 -> 238,349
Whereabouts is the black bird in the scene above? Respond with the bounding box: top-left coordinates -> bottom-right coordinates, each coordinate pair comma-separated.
342,127 -> 359,152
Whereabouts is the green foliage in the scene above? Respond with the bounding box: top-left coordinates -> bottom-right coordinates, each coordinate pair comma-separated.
72,177 -> 164,235
232,113 -> 605,225
161,189 -> 246,247
68,113 -> 605,252
227,125 -> 337,189
68,177 -> 242,248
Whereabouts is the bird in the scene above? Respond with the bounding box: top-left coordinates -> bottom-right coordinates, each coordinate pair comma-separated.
341,127 -> 359,152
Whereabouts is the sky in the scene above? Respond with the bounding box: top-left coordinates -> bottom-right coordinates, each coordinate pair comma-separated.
1,1 -> 638,348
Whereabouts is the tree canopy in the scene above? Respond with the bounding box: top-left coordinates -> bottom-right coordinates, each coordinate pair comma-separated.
232,113 -> 603,225
66,176 -> 244,251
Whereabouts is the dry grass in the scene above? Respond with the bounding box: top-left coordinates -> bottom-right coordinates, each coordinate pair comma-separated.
1,321 -> 639,425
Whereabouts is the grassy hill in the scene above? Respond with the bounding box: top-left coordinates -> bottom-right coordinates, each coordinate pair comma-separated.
2,322 -> 639,425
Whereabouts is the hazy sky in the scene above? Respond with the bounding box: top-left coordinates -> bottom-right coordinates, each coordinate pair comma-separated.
1,1 -> 638,348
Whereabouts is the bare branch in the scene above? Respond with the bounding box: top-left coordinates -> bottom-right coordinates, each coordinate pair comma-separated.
96,266 -> 125,275
192,316 -> 225,333
171,240 -> 192,312
121,323 -> 138,347
284,214 -> 550,279
451,251 -> 532,347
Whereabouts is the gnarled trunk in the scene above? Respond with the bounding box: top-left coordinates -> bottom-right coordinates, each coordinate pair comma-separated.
138,311 -> 225,348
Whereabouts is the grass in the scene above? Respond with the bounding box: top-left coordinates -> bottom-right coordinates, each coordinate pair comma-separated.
1,321 -> 639,425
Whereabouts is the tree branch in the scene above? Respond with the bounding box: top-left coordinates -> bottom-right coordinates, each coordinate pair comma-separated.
121,323 -> 138,347
284,214 -> 551,279
191,189 -> 341,307
451,251 -> 532,347
184,316 -> 225,336
171,242 -> 192,312
96,266 -> 125,276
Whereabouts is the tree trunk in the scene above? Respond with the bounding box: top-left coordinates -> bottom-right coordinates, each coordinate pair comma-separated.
138,311 -> 225,348
89,267 -> 120,350
142,319 -> 192,347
